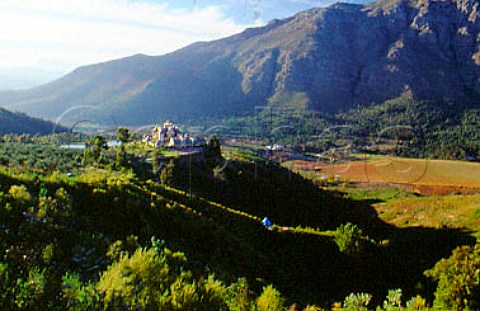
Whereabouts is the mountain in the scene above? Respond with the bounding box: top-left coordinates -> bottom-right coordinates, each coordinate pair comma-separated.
0,107 -> 65,135
0,0 -> 479,125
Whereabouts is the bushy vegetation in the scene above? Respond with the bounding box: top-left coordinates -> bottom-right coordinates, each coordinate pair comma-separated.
334,223 -> 364,255
0,170 -> 268,309
0,134 -> 477,309
425,244 -> 480,310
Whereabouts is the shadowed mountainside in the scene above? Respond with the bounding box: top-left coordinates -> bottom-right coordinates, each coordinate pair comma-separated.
0,107 -> 66,135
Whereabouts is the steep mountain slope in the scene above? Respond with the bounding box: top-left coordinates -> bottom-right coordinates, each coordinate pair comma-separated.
1,0 -> 479,124
0,107 -> 65,134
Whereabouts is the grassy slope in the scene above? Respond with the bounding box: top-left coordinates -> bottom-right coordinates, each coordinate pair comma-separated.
337,184 -> 480,233
374,194 -> 480,230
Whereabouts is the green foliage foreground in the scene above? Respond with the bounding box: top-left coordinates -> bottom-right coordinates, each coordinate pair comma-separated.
63,242 -> 261,310
0,138 -> 478,309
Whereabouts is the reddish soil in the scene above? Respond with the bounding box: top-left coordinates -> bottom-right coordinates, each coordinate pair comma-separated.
290,160 -> 480,196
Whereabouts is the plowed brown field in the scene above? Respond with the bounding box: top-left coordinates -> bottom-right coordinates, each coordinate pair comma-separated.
289,156 -> 480,195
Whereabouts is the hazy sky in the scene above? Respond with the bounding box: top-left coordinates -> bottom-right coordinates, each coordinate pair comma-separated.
0,0 -> 366,73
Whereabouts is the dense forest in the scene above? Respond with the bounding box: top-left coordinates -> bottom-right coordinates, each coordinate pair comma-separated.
195,97 -> 479,162
0,131 -> 479,310
343,98 -> 480,160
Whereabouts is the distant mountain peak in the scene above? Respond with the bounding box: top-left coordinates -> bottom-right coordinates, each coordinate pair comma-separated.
0,0 -> 478,125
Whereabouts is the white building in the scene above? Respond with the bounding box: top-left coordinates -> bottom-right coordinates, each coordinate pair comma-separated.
145,120 -> 206,148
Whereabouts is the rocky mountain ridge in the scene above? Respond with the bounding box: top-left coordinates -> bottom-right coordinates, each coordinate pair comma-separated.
0,0 -> 479,124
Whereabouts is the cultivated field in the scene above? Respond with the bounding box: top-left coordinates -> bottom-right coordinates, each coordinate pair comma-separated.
288,155 -> 480,195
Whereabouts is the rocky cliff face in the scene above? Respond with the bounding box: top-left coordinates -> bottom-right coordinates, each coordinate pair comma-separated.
229,0 -> 480,112
1,0 -> 479,124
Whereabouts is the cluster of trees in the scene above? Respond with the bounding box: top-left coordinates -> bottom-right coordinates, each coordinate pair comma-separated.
0,132 -> 87,145
82,128 -> 132,168
0,130 -> 136,174
199,98 -> 479,161
344,99 -> 480,160
0,142 -> 83,173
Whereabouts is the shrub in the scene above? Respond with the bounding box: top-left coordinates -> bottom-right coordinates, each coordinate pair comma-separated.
383,289 -> 402,310
41,244 -> 54,265
8,185 -> 31,203
62,272 -> 96,309
342,292 -> 372,311
338,290 -> 428,310
96,245 -> 233,309
334,223 -> 363,255
405,295 -> 427,310
200,275 -> 229,309
256,285 -> 285,311
226,278 -> 253,311
15,267 -> 47,309
96,247 -> 173,308
160,159 -> 175,185
425,244 -> 480,310
0,262 -> 12,308
169,276 -> 200,309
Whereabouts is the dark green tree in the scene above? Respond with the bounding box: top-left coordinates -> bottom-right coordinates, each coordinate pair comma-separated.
206,136 -> 221,157
88,135 -> 108,163
114,128 -> 131,169
152,148 -> 160,176
117,127 -> 130,145
256,285 -> 285,311
160,159 -> 175,185
115,147 -> 128,169
205,136 -> 222,167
